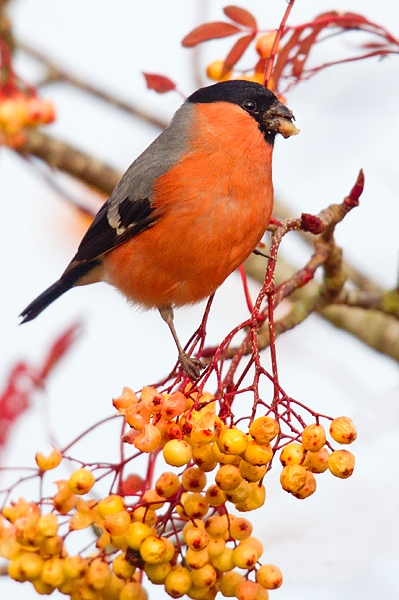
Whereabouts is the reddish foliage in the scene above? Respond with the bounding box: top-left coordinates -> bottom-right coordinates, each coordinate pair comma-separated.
143,73 -> 176,94
223,6 -> 257,30
223,33 -> 256,73
182,22 -> 241,47
0,324 -> 82,450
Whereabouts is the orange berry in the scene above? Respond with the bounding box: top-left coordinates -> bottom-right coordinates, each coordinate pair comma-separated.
192,444 -> 218,472
235,579 -> 259,600
303,447 -> 329,473
205,484 -> 225,507
120,581 -> 148,600
255,33 -> 279,59
223,479 -> 252,504
155,471 -> 180,498
134,424 -> 162,452
183,492 -> 209,519
301,424 -> 326,452
329,417 -> 357,444
210,547 -> 234,573
232,543 -> 258,569
215,464 -> 242,491
161,391 -> 187,420
205,514 -> 229,537
37,513 -> 58,537
182,466 -> 207,492
328,450 -> 355,478
62,555 -> 87,579
86,557 -> 112,591
35,446 -> 62,470
191,563 -> 217,587
140,535 -> 168,564
113,552 -> 136,580
219,571 -> 244,596
184,526 -> 210,551
229,517 -> 253,541
145,560 -> 172,584
41,556 -> 65,588
234,482 -> 266,512
125,521 -> 153,550
257,563 -> 283,589
185,547 -> 209,570
142,488 -> 165,510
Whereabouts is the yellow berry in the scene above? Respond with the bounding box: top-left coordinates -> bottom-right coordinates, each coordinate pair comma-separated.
235,482 -> 266,512
239,460 -> 267,482
280,465 -> 307,494
329,417 -> 357,444
125,521 -> 153,550
182,492 -> 209,519
232,543 -> 258,569
37,513 -> 58,538
192,444 -> 218,472
205,484 -> 225,507
204,514 -> 229,537
185,547 -> 209,570
184,526 -> 210,550
103,509 -> 131,536
303,447 -> 330,473
217,427 -> 248,456
131,505 -> 157,526
163,439 -> 192,467
68,468 -> 95,495
215,464 -> 242,491
40,556 -> 65,587
210,547 -> 234,572
244,440 -> 273,466
140,535 -> 167,564
17,551 -> 44,581
206,60 -> 232,81
211,442 -> 241,465
145,560 -> 172,583
35,446 -> 62,470
120,580 -> 148,600
292,469 -> 317,499
219,570 -> 244,597
113,552 -> 136,579
155,472 -> 180,498
257,563 -> 283,589
191,563 -> 217,587
328,450 -> 355,478
301,424 -> 326,452
223,479 -> 252,504
249,416 -> 279,444
165,565 -> 192,598
86,557 -> 112,590
62,555 -> 87,579
207,536 -> 226,557
279,442 -> 305,466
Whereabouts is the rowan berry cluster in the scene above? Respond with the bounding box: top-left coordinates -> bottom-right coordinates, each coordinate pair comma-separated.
0,385 -> 357,600
0,93 -> 55,148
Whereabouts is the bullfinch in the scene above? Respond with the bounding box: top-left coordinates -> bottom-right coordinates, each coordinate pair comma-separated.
20,80 -> 299,378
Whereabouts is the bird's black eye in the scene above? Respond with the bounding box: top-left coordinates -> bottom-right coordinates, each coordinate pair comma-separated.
243,99 -> 257,111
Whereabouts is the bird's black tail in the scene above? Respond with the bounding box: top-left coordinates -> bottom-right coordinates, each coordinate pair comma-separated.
20,262 -> 97,323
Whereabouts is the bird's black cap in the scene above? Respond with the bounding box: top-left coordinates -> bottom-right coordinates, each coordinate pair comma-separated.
187,80 -> 277,106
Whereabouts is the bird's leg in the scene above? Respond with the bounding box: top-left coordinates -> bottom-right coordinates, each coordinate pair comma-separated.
158,306 -> 204,380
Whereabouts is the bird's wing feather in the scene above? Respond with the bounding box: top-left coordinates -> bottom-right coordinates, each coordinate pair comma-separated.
65,102 -> 193,270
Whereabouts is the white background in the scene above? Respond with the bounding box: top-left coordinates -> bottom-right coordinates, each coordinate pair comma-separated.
1,1 -> 399,598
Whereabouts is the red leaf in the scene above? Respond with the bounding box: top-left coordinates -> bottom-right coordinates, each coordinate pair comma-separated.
39,323 -> 83,381
223,6 -> 257,30
223,33 -> 256,73
143,72 -> 177,94
182,22 -> 241,47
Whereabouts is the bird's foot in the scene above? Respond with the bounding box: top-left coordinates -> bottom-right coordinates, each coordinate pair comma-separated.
178,352 -> 204,380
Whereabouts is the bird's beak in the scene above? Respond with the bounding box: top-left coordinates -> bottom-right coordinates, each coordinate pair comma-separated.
263,100 -> 300,138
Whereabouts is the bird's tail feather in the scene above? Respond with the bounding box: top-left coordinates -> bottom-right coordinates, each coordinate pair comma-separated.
20,262 -> 97,323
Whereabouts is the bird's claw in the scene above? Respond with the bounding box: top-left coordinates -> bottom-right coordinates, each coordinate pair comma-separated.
178,352 -> 204,380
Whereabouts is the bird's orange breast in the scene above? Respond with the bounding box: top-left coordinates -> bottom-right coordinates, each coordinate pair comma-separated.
104,102 -> 274,308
